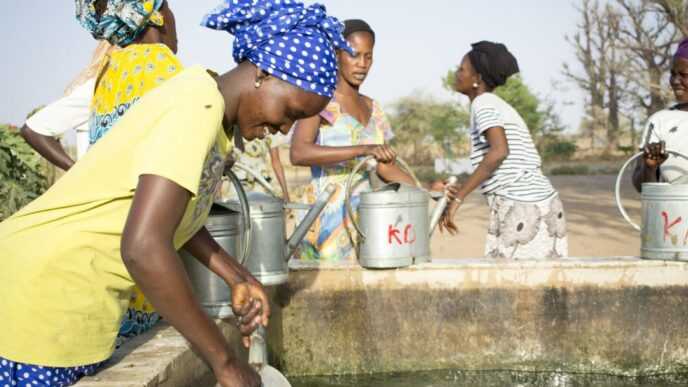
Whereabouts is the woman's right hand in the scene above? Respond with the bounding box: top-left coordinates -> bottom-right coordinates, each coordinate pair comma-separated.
364,144 -> 396,164
214,360 -> 261,387
643,141 -> 668,169
231,281 -> 271,348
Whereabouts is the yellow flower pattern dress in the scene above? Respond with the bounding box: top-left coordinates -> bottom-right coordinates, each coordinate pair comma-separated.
90,43 -> 182,144
88,43 -> 183,343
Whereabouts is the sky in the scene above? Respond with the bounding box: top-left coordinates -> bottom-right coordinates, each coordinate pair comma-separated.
0,1 -> 584,131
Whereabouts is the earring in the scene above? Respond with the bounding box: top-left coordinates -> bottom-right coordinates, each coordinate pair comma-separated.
472,82 -> 479,89
254,79 -> 263,88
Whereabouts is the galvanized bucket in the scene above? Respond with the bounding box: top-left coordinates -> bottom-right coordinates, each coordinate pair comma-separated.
180,170 -> 251,318
345,156 -> 453,268
227,162 -> 336,285
227,191 -> 290,286
615,150 -> 688,260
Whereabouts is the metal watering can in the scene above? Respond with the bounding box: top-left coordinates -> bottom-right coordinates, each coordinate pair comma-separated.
225,162 -> 336,285
345,156 -> 456,268
181,170 -> 251,318
182,164 -> 334,318
615,149 -> 688,260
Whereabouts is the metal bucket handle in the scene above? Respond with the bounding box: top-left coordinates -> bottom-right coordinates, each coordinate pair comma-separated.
345,155 -> 421,243
233,161 -> 309,211
225,169 -> 252,265
614,149 -> 688,231
232,161 -> 283,199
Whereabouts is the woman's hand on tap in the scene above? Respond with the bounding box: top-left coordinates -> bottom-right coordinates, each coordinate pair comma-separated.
231,281 -> 271,348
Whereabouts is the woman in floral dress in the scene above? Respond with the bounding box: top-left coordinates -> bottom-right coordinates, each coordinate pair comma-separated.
290,19 -> 414,262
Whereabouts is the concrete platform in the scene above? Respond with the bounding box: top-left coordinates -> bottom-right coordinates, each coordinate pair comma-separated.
76,257 -> 688,385
74,321 -> 243,387
274,257 -> 688,376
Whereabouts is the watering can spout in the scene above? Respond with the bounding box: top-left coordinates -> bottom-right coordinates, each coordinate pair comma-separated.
428,176 -> 458,237
284,183 -> 337,260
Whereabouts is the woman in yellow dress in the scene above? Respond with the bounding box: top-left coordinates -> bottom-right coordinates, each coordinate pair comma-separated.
0,0 -> 349,385
76,0 -> 182,342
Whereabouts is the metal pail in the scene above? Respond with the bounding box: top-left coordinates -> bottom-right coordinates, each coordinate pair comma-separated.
640,183 -> 688,260
181,170 -> 251,318
228,192 -> 289,286
615,150 -> 688,260
181,204 -> 243,318
357,186 -> 430,268
345,156 -> 434,269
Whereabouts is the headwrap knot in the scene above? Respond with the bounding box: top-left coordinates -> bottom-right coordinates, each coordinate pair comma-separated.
468,41 -> 520,89
202,0 -> 353,97
75,0 -> 164,47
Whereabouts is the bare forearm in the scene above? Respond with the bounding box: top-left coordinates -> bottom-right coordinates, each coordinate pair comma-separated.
632,162 -> 658,192
456,154 -> 504,200
123,243 -> 236,370
183,226 -> 258,286
20,125 -> 74,170
290,142 -> 367,166
376,162 -> 416,186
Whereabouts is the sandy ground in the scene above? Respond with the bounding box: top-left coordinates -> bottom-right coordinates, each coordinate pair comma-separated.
429,174 -> 642,259
285,167 -> 643,259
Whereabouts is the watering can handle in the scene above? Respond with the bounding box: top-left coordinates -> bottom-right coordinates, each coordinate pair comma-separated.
232,162 -> 283,199
345,155 -> 421,242
614,149 -> 688,232
225,169 -> 253,265
428,175 -> 458,236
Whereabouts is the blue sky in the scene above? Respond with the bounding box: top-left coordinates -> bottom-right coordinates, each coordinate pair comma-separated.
0,1 -> 583,130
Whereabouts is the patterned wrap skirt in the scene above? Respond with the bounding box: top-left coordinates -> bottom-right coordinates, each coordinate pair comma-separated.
484,193 -> 568,260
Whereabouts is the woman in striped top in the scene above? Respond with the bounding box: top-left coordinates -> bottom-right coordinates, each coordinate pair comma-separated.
438,41 -> 567,259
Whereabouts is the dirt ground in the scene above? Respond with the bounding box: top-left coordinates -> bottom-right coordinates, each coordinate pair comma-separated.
429,174 -> 642,259
285,167 -> 643,259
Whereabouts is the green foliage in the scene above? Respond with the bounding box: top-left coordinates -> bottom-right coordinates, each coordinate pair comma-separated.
388,95 -> 469,164
0,124 -> 49,220
493,76 -> 543,135
542,139 -> 577,161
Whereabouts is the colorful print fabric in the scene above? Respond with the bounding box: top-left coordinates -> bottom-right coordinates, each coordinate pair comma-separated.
75,0 -> 165,46
89,43 -> 182,144
0,356 -> 104,387
298,99 -> 393,262
484,194 -> 568,259
89,43 -> 181,342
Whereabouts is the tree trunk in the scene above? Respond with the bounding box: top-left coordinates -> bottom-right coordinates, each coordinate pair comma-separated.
607,71 -> 620,152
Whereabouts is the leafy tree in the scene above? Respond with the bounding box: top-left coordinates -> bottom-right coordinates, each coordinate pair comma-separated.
387,95 -> 469,164
0,124 -> 49,220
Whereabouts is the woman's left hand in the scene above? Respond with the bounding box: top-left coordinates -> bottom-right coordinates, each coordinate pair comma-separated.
439,183 -> 462,235
366,144 -> 397,164
439,199 -> 461,235
231,281 -> 271,347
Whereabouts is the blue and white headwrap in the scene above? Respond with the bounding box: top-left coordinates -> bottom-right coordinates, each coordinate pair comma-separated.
202,0 -> 353,98
75,0 -> 165,47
